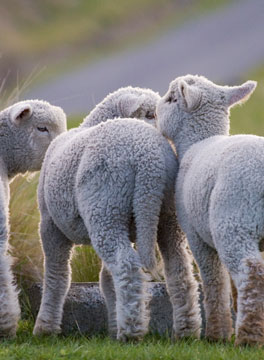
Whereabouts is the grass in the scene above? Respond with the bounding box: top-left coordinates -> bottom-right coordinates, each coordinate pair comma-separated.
230,66 -> 264,135
0,320 -> 263,360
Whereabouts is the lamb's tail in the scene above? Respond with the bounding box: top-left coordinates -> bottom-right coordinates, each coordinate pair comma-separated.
133,163 -> 165,280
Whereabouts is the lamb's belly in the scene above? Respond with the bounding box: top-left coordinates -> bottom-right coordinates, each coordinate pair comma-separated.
54,215 -> 91,245
186,197 -> 215,249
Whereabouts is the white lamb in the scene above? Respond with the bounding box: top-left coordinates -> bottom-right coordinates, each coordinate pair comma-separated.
156,74 -> 264,346
0,100 -> 66,337
33,87 -> 201,341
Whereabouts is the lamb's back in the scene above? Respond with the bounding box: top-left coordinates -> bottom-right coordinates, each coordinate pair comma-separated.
41,118 -> 173,243
177,134 -> 264,244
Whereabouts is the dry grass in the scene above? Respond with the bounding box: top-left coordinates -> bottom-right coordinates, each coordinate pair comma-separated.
9,172 -> 102,284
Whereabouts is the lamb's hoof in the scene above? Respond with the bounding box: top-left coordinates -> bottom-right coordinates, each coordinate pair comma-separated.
174,330 -> 201,341
33,319 -> 61,336
108,328 -> 117,340
117,328 -> 145,343
173,323 -> 201,340
205,323 -> 233,343
0,323 -> 17,338
205,331 -> 232,343
235,329 -> 264,347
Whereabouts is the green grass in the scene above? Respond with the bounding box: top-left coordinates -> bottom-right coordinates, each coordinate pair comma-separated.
230,66 -> 264,135
0,320 -> 263,360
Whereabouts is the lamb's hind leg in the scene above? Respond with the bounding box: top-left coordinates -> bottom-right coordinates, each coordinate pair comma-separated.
157,210 -> 201,339
33,217 -> 73,335
233,256 -> 264,346
187,231 -> 233,342
90,222 -> 148,342
214,234 -> 264,346
99,264 -> 117,338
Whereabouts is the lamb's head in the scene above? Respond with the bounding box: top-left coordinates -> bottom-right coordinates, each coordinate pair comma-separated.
156,74 -> 257,142
3,100 -> 66,176
83,86 -> 160,128
116,86 -> 160,125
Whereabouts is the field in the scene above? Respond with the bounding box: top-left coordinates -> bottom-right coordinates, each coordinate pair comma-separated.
0,321 -> 263,360
230,67 -> 264,135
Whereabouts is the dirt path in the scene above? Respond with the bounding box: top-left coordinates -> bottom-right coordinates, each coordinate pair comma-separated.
24,0 -> 264,115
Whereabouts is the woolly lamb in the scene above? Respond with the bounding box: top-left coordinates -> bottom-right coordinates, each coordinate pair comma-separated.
34,87 -> 201,341
156,74 -> 264,346
0,100 -> 66,337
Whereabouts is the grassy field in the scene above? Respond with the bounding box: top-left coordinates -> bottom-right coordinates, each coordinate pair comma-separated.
0,320 -> 263,360
230,66 -> 264,135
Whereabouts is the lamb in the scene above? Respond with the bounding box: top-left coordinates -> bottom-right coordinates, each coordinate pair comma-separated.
33,86 -> 201,341
156,74 -> 264,346
0,100 -> 66,337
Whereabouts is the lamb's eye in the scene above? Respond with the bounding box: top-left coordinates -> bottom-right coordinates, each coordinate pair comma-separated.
37,126 -> 49,133
145,111 -> 154,120
166,95 -> 177,104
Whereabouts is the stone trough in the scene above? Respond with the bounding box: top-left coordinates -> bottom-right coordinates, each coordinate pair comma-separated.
27,282 -> 187,336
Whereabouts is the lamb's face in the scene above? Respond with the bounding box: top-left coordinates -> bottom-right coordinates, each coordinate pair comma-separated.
118,87 -> 160,126
9,100 -> 67,171
130,92 -> 160,126
156,74 -> 257,140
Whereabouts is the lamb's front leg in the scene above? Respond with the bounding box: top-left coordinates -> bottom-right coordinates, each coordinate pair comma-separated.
157,212 -> 201,339
0,251 -> 20,337
33,217 -> 73,336
0,196 -> 20,337
99,264 -> 117,338
188,231 -> 233,342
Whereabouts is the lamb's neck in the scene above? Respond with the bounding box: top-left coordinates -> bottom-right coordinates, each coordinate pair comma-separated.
81,101 -> 119,128
0,133 -> 29,179
172,132 -> 206,162
173,116 -> 229,162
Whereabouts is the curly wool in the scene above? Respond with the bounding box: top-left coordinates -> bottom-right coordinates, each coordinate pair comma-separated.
0,100 -> 66,337
34,86 -> 201,341
156,74 -> 264,346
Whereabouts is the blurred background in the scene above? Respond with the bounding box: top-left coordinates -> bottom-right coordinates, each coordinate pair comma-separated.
0,0 -> 264,295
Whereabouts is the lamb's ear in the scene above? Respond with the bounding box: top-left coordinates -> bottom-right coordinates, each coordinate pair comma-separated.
120,94 -> 146,117
10,103 -> 33,124
178,80 -> 201,110
225,80 -> 257,108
